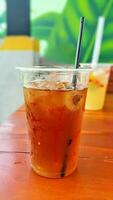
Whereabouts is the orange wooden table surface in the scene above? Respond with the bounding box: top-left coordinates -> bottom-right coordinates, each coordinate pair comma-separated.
0,94 -> 113,200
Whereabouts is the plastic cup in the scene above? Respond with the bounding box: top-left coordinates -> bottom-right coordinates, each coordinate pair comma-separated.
17,65 -> 90,178
85,63 -> 112,110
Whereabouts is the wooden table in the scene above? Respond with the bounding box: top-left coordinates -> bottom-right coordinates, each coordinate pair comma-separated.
0,94 -> 113,200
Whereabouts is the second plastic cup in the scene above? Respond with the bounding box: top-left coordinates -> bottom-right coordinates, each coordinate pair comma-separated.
17,65 -> 90,178
85,63 -> 111,110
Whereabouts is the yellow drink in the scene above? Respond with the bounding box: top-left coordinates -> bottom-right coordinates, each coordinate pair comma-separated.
85,65 -> 111,110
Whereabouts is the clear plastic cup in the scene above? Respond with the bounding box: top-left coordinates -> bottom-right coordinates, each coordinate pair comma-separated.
85,63 -> 112,110
17,65 -> 90,178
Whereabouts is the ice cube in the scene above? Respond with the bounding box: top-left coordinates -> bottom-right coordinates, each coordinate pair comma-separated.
73,95 -> 82,105
48,72 -> 58,81
65,91 -> 83,111
25,80 -> 73,91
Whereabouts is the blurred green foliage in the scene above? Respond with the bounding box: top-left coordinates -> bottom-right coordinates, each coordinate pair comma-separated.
0,12 -> 6,38
0,0 -> 6,38
31,0 -> 113,63
32,12 -> 60,40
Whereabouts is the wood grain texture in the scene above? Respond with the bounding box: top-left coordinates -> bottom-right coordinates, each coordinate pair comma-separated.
0,94 -> 113,200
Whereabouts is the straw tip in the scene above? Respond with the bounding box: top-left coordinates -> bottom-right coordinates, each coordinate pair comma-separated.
81,16 -> 85,22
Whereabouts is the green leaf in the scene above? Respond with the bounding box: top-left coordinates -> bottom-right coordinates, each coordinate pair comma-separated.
0,12 -> 6,37
31,12 -> 60,40
83,0 -> 113,62
45,0 -> 98,63
31,0 -> 113,64
0,12 -> 6,23
0,30 -> 6,38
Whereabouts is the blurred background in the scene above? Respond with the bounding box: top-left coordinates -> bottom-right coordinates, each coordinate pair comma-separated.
0,0 -> 113,123
1,0 -> 113,63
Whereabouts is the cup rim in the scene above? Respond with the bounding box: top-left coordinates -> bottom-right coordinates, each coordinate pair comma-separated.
16,64 -> 92,72
81,63 -> 113,68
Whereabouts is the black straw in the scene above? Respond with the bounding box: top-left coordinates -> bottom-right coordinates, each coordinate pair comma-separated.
60,18 -> 85,177
75,16 -> 85,68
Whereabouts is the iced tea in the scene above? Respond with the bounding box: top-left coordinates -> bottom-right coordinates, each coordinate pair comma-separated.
85,65 -> 111,110
24,83 -> 87,178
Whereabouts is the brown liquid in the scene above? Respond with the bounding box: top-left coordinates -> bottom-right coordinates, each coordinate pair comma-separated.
24,86 -> 87,178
